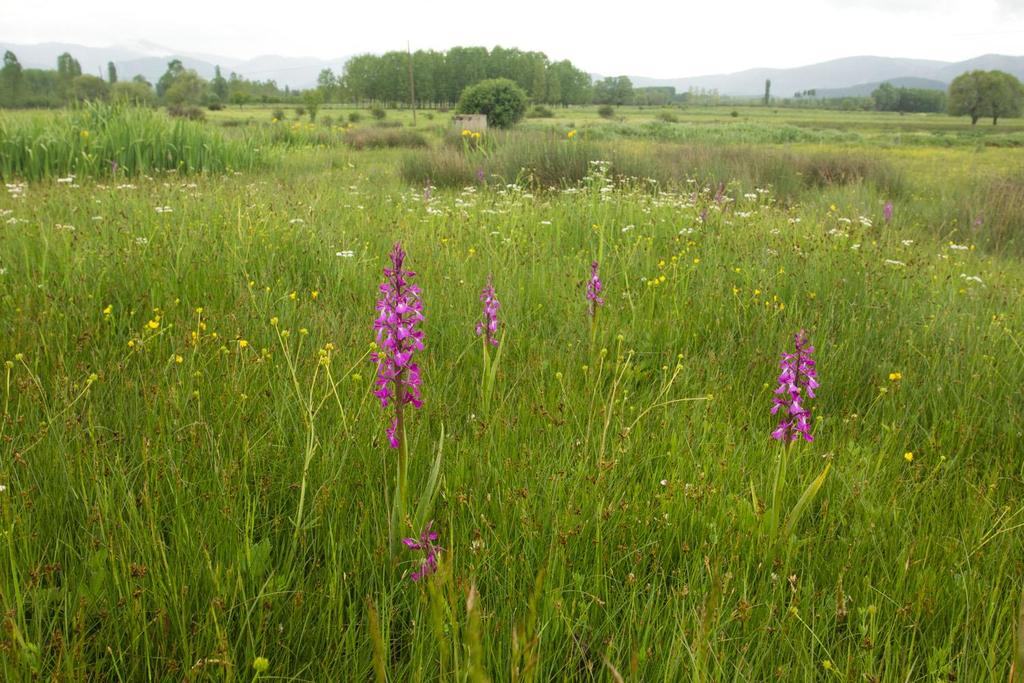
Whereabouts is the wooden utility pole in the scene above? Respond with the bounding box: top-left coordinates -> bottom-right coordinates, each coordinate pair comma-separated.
407,42 -> 417,127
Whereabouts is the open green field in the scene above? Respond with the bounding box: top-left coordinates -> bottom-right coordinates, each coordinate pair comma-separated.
1,104 -> 1023,681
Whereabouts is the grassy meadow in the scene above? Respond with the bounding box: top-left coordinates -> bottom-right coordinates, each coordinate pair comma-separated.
1,103 -> 1023,681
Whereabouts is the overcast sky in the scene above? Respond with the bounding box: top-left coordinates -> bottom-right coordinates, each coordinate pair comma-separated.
3,0 -> 1023,76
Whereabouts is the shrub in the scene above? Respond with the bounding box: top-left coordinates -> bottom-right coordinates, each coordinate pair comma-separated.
457,78 -> 528,129
272,109 -> 285,121
657,111 -> 678,123
295,106 -> 306,117
731,110 -> 740,118
527,105 -> 554,118
370,107 -> 386,120
343,128 -> 427,150
167,105 -> 206,121
348,112 -> 363,124
598,105 -> 615,119
110,81 -> 156,107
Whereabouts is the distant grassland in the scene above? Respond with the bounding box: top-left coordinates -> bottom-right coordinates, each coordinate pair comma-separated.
2,103 -> 1023,256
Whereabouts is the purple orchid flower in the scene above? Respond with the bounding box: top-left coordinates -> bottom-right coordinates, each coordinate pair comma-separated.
586,261 -> 604,317
475,276 -> 501,346
770,329 -> 818,443
371,243 -> 425,449
402,520 -> 441,581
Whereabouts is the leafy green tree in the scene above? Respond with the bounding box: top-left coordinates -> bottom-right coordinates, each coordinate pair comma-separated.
111,80 -> 155,106
230,91 -> 250,109
342,54 -> 381,104
107,62 -> 118,84
303,88 -> 324,121
949,70 -> 988,124
764,79 -> 771,106
163,70 -> 206,106
19,68 -> 60,106
211,66 -> 228,101
593,76 -> 633,105
872,82 -> 900,111
57,52 -> 81,79
634,87 -> 674,106
531,61 -> 547,102
56,52 -> 81,100
1,50 -> 24,105
71,74 -> 109,101
457,78 -> 527,128
547,60 -> 591,105
446,47 -> 489,101
156,59 -> 185,99
948,70 -> 1023,125
980,71 -> 1023,125
317,69 -> 337,102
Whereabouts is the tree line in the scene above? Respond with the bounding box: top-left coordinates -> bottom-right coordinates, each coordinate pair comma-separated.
0,51 -> 302,109
329,47 -> 593,106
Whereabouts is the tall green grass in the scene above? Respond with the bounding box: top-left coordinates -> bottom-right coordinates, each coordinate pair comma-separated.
402,130 -> 906,200
0,103 -> 267,181
0,153 -> 1022,680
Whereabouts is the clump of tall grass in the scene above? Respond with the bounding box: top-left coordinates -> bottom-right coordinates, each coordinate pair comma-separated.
947,172 -> 1024,255
0,103 -> 266,181
401,130 -> 904,200
243,121 -> 345,148
344,127 -> 428,150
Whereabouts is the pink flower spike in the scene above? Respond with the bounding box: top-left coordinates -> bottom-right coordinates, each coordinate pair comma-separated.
476,276 -> 501,346
586,261 -> 604,317
401,521 -> 441,582
770,330 -> 818,443
372,242 -> 425,449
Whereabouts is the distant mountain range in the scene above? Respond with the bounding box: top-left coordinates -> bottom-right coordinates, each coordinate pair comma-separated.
622,54 -> 1024,98
4,42 -> 1024,96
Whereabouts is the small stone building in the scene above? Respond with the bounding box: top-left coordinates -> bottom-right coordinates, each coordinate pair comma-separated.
452,114 -> 488,133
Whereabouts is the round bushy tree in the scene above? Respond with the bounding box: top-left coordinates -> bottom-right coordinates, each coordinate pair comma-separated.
456,78 -> 528,129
